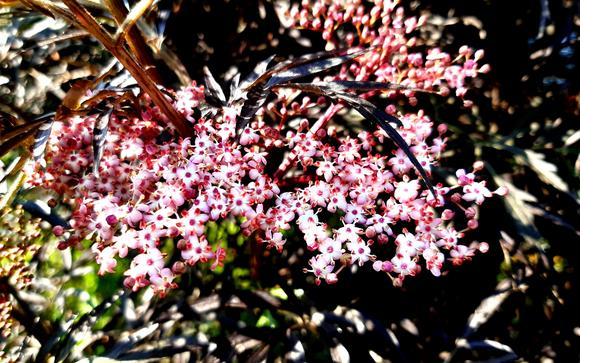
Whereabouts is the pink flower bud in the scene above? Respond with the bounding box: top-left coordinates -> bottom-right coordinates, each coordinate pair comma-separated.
495,186 -> 509,196
473,161 -> 485,171
106,215 -> 118,226
373,260 -> 383,271
172,261 -> 186,274
325,273 -> 338,284
478,242 -> 489,253
434,125 -> 447,137
52,225 -> 65,236
474,49 -> 484,60
365,226 -> 376,238
467,219 -> 479,230
124,277 -> 136,289
382,261 -> 394,272
127,209 -> 143,225
441,209 -> 455,220
479,64 -> 491,73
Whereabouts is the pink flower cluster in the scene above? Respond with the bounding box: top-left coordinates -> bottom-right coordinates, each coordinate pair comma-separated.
24,0 -> 504,296
285,0 -> 489,106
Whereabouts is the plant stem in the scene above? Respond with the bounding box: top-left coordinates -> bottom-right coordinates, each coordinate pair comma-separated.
58,0 -> 193,137
104,0 -> 161,84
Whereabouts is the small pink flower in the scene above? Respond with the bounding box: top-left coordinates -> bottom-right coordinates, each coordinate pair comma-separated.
462,181 -> 492,205
347,240 -> 372,266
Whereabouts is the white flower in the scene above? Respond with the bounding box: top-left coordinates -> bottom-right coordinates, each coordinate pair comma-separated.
462,181 -> 492,205
319,238 -> 344,262
346,240 -> 372,266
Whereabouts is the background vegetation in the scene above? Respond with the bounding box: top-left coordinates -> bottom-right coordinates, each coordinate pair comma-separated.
1,0 -> 579,361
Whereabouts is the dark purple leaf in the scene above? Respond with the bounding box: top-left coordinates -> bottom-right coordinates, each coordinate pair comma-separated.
32,117 -> 55,167
203,66 -> 226,106
92,110 -> 112,175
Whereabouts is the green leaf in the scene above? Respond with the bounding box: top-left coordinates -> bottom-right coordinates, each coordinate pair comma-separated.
256,309 -> 278,329
269,286 -> 288,301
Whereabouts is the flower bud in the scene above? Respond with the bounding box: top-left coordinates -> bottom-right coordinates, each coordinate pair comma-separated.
106,215 -> 118,226
479,64 -> 491,73
478,242 -> 489,253
473,161 -> 485,171
325,273 -> 338,284
52,225 -> 65,236
495,186 -> 509,196
450,194 -> 462,203
465,207 -> 477,219
124,277 -> 136,289
373,260 -> 383,271
172,261 -> 186,274
441,209 -> 455,220
467,219 -> 479,230
382,261 -> 394,272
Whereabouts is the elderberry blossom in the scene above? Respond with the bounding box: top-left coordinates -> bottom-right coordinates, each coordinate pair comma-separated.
286,0 -> 490,106
23,0 -> 505,296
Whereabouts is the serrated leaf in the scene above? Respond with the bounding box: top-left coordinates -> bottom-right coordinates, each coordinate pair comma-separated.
203,66 -> 226,106
229,72 -> 240,101
330,343 -> 350,363
487,142 -> 569,192
236,85 -> 270,134
303,80 -> 434,94
523,149 -> 568,192
454,339 -> 518,359
49,290 -> 125,361
236,54 -> 276,96
235,48 -> 365,134
32,117 -> 55,167
488,169 -> 541,242
463,279 -> 513,337
0,117 -> 46,144
92,110 -> 112,175
0,156 -> 23,185
0,110 -> 18,131
265,50 -> 366,88
106,323 -> 160,358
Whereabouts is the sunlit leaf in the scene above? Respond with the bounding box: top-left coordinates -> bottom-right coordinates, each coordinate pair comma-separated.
523,149 -> 568,192
113,0 -> 155,47
256,309 -> 278,328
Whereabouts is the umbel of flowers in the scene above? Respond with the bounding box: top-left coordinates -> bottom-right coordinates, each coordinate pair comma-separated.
25,0 -> 504,296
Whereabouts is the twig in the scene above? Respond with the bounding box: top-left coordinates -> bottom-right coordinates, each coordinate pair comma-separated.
23,0 -> 193,137
105,0 -> 162,84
